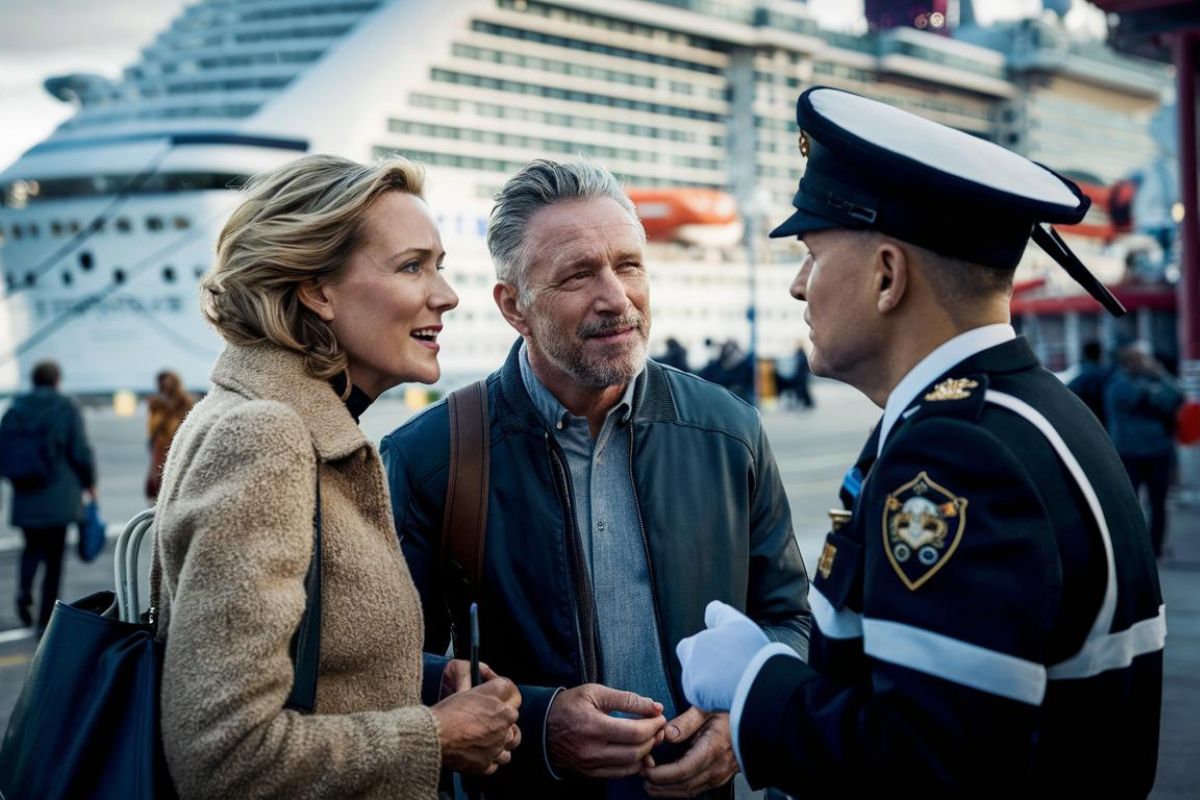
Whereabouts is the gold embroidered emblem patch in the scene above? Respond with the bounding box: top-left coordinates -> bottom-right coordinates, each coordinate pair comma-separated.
881,471 -> 968,591
799,130 -> 811,158
817,541 -> 838,580
924,377 -> 979,402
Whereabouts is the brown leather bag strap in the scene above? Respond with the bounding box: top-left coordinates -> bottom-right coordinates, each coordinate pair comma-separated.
442,379 -> 490,614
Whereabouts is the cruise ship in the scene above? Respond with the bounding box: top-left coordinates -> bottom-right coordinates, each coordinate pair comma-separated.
0,0 -> 1172,393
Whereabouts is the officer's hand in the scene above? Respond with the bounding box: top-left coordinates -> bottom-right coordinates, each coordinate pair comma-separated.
439,658 -> 499,699
676,601 -> 769,712
641,711 -> 739,797
547,684 -> 667,779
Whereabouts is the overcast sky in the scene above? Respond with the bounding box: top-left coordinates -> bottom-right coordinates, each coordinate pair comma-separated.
0,0 -> 1105,171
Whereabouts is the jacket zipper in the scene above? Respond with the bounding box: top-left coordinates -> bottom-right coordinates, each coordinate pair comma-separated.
625,421 -> 681,707
545,432 -> 600,682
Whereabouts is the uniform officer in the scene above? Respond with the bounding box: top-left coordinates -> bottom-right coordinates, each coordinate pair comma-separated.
677,86 -> 1165,797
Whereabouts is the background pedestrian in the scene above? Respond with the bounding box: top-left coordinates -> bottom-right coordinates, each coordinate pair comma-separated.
0,360 -> 96,635
145,369 -> 195,501
1105,341 -> 1185,557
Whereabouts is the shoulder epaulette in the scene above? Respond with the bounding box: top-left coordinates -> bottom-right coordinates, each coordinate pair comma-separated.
907,373 -> 990,424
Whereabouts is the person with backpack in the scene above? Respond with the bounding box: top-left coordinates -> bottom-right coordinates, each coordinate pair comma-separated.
1105,342 -> 1185,558
1067,340 -> 1114,427
0,360 -> 96,635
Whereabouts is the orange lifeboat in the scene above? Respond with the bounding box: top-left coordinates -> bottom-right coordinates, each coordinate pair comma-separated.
1057,176 -> 1138,242
627,188 -> 741,246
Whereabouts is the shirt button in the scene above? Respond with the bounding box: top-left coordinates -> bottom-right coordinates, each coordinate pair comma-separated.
556,420 -> 564,430
597,520 -> 606,531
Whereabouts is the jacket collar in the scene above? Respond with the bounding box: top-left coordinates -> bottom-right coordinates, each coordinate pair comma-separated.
878,336 -> 1041,457
495,338 -> 678,433
880,324 -> 1015,451
209,343 -> 367,462
942,335 -> 1039,377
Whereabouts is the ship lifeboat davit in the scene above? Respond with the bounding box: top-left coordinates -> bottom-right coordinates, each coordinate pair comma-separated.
627,188 -> 743,247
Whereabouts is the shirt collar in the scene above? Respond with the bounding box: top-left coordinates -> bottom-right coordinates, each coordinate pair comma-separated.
519,340 -> 639,431
878,323 -> 1015,457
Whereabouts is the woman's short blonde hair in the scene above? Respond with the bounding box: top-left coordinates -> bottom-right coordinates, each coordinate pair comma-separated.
201,154 -> 425,382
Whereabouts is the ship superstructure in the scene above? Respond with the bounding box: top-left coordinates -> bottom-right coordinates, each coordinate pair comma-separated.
0,0 -> 1172,393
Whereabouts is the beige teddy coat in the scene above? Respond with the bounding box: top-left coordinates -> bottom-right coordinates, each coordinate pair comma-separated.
153,343 -> 440,799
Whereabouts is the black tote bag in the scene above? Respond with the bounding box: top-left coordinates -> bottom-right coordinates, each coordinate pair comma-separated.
0,590 -> 172,799
0,480 -> 322,800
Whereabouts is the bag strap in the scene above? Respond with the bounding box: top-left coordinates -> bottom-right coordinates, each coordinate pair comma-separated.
442,379 -> 490,656
148,459 -> 323,712
285,472 -> 322,712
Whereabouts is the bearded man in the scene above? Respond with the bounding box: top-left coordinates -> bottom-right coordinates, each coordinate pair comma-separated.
382,159 -> 810,799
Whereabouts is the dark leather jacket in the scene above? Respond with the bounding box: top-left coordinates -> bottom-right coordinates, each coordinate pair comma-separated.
382,341 -> 811,797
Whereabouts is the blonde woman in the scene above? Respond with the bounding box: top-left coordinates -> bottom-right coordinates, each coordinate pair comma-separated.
154,155 -> 521,798
145,370 -> 194,500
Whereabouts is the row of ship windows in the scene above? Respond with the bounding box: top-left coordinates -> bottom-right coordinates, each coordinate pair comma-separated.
496,0 -> 719,53
470,21 -> 723,76
755,164 -> 804,180
452,43 -> 723,100
886,41 -> 1006,81
454,43 -> 656,87
754,71 -> 806,90
133,75 -> 294,99
387,119 -> 724,170
66,104 -> 261,128
373,146 -> 721,190
162,24 -> 352,51
5,216 -> 191,241
172,1 -> 381,30
2,173 -> 246,207
798,72 -> 996,128
811,62 -> 875,82
410,93 -> 720,146
430,69 -> 724,122
4,260 -> 206,291
131,49 -> 323,77
649,0 -> 755,25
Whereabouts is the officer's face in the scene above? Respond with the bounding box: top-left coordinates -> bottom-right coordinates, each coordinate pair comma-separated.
791,229 -> 882,385
513,197 -> 651,389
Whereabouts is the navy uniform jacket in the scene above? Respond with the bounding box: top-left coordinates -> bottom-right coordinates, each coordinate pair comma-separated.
737,337 -> 1164,797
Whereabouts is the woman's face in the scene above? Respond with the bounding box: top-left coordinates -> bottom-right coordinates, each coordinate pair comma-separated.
322,191 -> 458,396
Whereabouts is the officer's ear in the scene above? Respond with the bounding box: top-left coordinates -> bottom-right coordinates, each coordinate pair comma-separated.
494,282 -> 533,337
874,239 -> 908,315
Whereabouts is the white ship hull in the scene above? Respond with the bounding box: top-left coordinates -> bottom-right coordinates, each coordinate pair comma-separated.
0,0 -> 814,394
2,0 -> 1163,393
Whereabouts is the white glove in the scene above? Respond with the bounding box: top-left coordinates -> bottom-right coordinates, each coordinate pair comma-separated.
676,600 -> 770,713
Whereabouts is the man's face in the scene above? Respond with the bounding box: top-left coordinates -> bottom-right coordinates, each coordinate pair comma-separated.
789,228 -> 881,385
520,197 -> 650,389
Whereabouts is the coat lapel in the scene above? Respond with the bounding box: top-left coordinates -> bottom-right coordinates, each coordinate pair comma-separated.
209,344 -> 367,462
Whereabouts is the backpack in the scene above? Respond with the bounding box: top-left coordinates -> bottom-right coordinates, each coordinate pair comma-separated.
1068,366 -> 1114,428
0,404 -> 55,490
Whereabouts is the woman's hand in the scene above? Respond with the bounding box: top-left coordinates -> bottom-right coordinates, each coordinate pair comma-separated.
431,676 -> 522,775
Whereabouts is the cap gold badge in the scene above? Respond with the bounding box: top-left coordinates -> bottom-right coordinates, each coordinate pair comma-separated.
799,130 -> 810,159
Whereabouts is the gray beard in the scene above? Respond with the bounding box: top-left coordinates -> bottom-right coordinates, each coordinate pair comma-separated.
529,312 -> 648,389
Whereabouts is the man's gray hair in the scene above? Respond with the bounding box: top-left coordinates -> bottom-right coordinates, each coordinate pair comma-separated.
487,159 -> 643,299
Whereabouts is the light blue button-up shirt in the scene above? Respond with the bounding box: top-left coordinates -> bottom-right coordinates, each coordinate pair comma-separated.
520,343 -> 677,798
